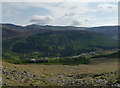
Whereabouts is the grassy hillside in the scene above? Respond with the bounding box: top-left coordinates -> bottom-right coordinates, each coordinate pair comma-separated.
92,51 -> 119,58
2,60 -> 118,86
2,30 -> 117,62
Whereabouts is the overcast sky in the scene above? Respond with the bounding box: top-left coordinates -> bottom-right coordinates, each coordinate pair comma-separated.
1,2 -> 118,27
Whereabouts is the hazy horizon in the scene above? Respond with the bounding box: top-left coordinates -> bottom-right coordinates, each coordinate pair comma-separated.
0,22 -> 118,28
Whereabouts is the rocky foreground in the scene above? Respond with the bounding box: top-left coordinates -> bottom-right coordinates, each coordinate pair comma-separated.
2,61 -> 120,87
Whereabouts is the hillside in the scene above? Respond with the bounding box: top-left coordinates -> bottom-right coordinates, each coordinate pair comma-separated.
1,24 -> 51,40
2,29 -> 117,61
86,26 -> 118,39
2,60 -> 118,86
92,51 -> 119,58
1,24 -> 118,40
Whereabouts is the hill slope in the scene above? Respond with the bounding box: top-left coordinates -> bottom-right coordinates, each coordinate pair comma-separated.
1,24 -> 118,40
1,24 -> 51,40
3,30 -> 117,60
86,26 -> 118,39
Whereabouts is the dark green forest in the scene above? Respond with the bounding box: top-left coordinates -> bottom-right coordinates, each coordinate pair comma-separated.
2,30 -> 117,62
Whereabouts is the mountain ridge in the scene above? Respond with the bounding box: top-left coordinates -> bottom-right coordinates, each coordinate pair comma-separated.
1,23 -> 118,40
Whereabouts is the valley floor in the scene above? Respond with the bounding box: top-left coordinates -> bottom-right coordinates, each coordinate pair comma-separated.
2,58 -> 120,87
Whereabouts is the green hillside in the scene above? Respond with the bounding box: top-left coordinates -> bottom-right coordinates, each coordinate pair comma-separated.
92,51 -> 119,58
2,30 -> 117,61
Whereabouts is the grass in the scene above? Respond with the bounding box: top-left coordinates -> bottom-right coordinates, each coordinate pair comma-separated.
2,57 -> 118,86
2,58 -> 118,75
2,56 -> 90,65
89,58 -> 118,65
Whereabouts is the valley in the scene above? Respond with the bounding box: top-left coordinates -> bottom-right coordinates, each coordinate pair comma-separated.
1,24 -> 119,87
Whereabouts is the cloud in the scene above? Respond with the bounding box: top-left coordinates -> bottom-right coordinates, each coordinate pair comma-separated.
2,2 -> 95,26
29,15 -> 55,25
3,2 -> 30,10
26,2 -> 93,26
0,3 -> 2,21
2,2 -> 117,27
71,20 -> 81,26
24,2 -> 91,18
65,13 -> 76,17
2,3 -> 20,17
84,17 -> 92,22
97,3 -> 117,12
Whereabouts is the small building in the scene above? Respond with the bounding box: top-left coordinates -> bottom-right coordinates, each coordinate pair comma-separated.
30,58 -> 36,61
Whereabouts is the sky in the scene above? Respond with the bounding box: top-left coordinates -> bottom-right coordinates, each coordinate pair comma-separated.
1,2 -> 118,27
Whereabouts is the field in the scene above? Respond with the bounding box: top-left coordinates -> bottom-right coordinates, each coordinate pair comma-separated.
2,58 -> 119,87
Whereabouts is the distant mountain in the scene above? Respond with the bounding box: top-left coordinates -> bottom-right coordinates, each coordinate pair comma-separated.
41,25 -> 85,30
1,24 -> 24,40
1,23 -> 22,30
1,24 -> 118,40
1,24 -> 51,40
86,26 -> 118,39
